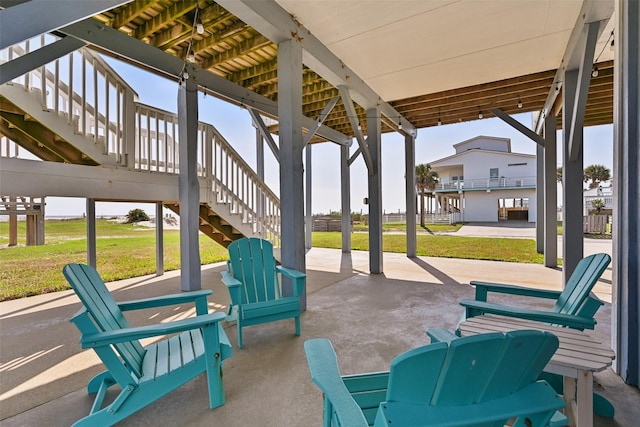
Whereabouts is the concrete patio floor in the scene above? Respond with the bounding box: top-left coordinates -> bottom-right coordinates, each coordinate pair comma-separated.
1,246 -> 638,426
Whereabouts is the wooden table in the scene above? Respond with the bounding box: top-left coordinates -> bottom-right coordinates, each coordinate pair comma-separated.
458,315 -> 615,427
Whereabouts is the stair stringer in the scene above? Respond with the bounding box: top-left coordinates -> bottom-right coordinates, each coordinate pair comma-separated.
0,84 -> 118,167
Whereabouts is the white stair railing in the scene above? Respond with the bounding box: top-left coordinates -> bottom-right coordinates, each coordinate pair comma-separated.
2,37 -> 280,243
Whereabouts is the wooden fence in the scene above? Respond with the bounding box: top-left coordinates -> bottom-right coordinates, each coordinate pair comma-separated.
583,215 -> 611,234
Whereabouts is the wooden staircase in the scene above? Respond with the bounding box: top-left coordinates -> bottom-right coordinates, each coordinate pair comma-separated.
164,203 -> 243,248
1,42 -> 280,247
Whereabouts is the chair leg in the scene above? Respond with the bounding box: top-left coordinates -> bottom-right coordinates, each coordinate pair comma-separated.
237,322 -> 243,349
295,316 -> 301,336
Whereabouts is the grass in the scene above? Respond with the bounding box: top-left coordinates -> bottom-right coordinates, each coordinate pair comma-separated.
0,219 -> 228,301
312,232 -> 548,263
352,222 -> 463,233
1,218 -> 554,301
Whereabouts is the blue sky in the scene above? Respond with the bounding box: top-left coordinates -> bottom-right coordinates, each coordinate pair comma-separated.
42,57 -> 613,217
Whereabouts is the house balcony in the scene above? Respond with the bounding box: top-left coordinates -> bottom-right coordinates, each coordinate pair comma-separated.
584,195 -> 615,211
1,246 -> 638,426
435,176 -> 536,192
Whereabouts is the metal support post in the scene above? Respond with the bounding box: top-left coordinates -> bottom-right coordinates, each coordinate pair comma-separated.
341,143 -> 351,252
177,67 -> 201,291
536,144 -> 544,253
612,0 -> 639,386
278,38 -> 306,309
305,144 -> 312,250
86,198 -> 96,268
405,133 -> 417,258
544,115 -> 558,268
562,68 -> 584,283
367,107 -> 383,273
156,203 -> 164,276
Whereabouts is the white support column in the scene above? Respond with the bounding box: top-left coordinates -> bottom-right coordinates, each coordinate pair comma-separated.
562,69 -> 584,284
156,203 -> 164,276
341,143 -> 351,252
305,144 -> 312,250
405,133 -> 417,258
86,198 -> 96,268
177,66 -> 201,291
367,107 -> 383,273
278,38 -> 306,309
613,0 -> 639,386
544,115 -> 558,268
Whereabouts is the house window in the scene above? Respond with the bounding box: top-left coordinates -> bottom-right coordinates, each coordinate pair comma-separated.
490,168 -> 499,179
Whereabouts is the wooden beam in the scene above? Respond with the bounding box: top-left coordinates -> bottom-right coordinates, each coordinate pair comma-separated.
134,2 -> 195,40
110,0 -> 157,30
490,108 -> 546,146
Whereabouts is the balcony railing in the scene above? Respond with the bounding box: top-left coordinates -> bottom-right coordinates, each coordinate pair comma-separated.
435,176 -> 536,191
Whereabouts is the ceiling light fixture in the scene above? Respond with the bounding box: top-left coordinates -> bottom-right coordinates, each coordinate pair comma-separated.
437,117 -> 442,126
592,66 -> 599,78
398,119 -> 403,130
357,123 -> 362,131
517,96 -> 523,109
196,17 -> 204,35
478,107 -> 483,119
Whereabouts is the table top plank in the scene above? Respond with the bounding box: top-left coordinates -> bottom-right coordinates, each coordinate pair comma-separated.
458,315 -> 615,374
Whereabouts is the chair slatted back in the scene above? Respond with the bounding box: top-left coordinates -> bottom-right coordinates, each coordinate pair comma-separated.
227,238 -> 279,304
64,263 -> 145,378
386,330 -> 559,407
553,253 -> 611,315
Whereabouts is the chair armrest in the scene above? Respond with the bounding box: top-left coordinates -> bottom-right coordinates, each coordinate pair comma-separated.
80,311 -> 227,348
276,265 -> 306,280
276,266 -> 306,296
118,290 -> 212,311
220,271 -> 242,288
304,339 -> 369,427
459,300 -> 597,329
470,281 -> 562,301
426,328 -> 458,343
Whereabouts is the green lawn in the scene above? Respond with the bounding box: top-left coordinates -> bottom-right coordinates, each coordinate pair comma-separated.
1,219 -> 554,301
0,219 -> 228,300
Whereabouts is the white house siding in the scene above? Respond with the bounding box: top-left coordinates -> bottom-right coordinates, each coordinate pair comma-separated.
463,189 -> 537,222
464,192 -> 501,221
454,135 -> 510,154
458,151 -> 534,182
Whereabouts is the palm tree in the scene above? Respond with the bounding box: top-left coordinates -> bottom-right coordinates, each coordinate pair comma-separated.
584,164 -> 611,189
415,163 -> 439,227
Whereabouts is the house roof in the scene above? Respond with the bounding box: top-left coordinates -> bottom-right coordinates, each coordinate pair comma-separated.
430,147 -> 536,168
453,136 -> 512,154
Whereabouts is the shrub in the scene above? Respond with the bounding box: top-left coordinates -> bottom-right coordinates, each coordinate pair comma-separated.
126,208 -> 150,223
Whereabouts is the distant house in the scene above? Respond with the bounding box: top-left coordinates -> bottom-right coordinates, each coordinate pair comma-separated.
583,183 -> 613,215
429,136 -> 536,222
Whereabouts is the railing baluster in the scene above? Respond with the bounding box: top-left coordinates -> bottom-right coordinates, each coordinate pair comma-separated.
81,55 -> 87,137
68,52 -> 73,125
93,58 -> 98,143
105,74 -> 110,153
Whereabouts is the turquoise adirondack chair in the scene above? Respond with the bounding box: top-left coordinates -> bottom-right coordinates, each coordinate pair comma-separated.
221,237 -> 306,348
64,263 -> 232,427
459,252 -> 611,330
459,252 -> 614,418
305,330 -> 565,427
